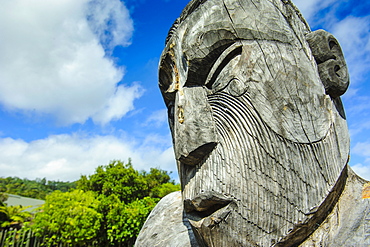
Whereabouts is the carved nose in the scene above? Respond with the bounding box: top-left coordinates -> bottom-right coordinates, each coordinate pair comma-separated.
179,142 -> 217,166
184,192 -> 232,213
173,86 -> 218,166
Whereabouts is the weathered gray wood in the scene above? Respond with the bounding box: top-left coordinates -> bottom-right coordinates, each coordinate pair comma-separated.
134,191 -> 199,247
301,167 -> 370,246
306,29 -> 350,98
135,0 -> 369,246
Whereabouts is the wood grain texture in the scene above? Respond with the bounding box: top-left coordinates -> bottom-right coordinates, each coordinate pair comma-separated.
139,0 -> 369,246
301,167 -> 370,246
134,191 -> 199,247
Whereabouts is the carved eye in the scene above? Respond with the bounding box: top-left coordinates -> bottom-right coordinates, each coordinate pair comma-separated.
205,45 -> 242,92
168,102 -> 175,127
182,53 -> 188,73
159,52 -> 175,93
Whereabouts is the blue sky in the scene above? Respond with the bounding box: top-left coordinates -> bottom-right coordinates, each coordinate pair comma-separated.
0,0 -> 369,182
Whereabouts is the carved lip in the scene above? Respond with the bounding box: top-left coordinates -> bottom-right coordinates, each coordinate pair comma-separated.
184,191 -> 233,220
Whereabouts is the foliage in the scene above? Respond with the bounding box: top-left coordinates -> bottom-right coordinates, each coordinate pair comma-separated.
106,197 -> 159,246
33,190 -> 102,246
150,182 -> 181,198
0,204 -> 32,228
0,177 -> 76,200
30,160 -> 180,246
0,192 -> 8,206
77,160 -> 148,203
77,160 -> 180,201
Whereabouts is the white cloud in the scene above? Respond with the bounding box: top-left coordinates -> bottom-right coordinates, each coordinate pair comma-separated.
92,83 -> 143,125
353,141 -> 370,157
351,163 -> 370,181
292,0 -> 336,23
0,134 -> 176,182
351,141 -> 370,180
0,0 -> 138,125
87,0 -> 133,50
143,109 -> 168,128
330,16 -> 370,84
349,119 -> 370,138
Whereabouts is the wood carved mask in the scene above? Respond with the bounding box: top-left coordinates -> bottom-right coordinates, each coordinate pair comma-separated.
159,0 -> 350,246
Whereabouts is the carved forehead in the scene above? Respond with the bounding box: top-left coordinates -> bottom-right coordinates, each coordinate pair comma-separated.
159,0 -> 311,102
165,0 -> 309,45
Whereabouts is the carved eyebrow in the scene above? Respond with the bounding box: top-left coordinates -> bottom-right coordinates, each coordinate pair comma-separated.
165,0 -> 209,45
205,44 -> 243,89
159,52 -> 177,107
159,53 -> 173,90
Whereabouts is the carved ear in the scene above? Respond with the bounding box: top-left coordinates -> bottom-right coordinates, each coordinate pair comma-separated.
306,30 -> 349,98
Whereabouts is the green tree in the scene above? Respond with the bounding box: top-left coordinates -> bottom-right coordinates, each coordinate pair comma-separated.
106,196 -> 158,246
0,177 -> 76,200
0,205 -> 32,228
31,160 -> 180,246
0,192 -> 8,206
150,182 -> 180,198
33,190 -> 102,246
77,160 -> 148,203
77,160 -> 180,246
77,160 -> 179,200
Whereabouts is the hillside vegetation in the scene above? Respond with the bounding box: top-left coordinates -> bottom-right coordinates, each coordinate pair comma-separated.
0,160 -> 180,246
0,177 -> 76,200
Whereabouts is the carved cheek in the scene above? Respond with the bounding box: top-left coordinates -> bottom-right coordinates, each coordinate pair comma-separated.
173,87 -> 218,166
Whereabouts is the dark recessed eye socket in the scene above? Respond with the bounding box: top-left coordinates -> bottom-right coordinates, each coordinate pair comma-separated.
183,41 -> 235,88
167,102 -> 175,127
159,50 -> 178,106
159,68 -> 171,92
159,53 -> 175,92
168,103 -> 174,118
182,53 -> 188,72
205,45 -> 242,90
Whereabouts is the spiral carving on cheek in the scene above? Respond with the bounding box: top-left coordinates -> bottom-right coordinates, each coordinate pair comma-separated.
185,91 -> 348,245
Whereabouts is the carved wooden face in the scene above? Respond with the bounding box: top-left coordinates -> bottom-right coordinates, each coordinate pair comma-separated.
159,0 -> 350,246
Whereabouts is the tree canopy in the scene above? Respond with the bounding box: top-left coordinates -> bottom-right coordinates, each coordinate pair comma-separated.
33,190 -> 102,246
0,204 -> 32,229
30,160 -> 180,246
0,177 -> 76,200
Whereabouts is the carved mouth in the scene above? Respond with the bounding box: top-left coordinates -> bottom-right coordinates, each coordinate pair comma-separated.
184,191 -> 234,222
